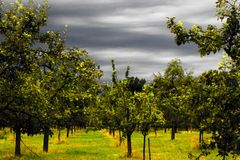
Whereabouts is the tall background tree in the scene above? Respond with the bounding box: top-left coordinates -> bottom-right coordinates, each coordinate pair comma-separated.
87,61 -> 147,158
153,59 -> 191,140
135,85 -> 164,160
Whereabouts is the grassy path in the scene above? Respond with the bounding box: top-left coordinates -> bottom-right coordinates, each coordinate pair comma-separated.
0,129 -> 239,159
102,130 -> 240,160
0,129 -> 123,160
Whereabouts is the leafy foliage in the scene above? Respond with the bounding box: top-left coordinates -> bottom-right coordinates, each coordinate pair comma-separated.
167,0 -> 239,65
0,0 -> 102,156
199,69 -> 240,157
167,0 -> 240,158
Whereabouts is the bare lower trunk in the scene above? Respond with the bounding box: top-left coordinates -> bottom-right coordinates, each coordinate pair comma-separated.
190,124 -> 193,133
148,138 -> 151,160
143,134 -> 146,160
171,125 -> 175,140
127,133 -> 132,157
112,129 -> 115,138
15,127 -> 21,157
58,128 -> 61,143
109,128 -> 112,135
43,132 -> 49,152
71,127 -> 74,135
236,143 -> 240,154
154,126 -> 157,136
199,130 -> 203,146
66,127 -> 70,138
119,130 -> 122,146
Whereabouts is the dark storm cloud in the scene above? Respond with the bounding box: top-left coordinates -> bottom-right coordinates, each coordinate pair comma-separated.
48,0 -> 180,16
46,0 -> 222,81
61,25 -> 195,54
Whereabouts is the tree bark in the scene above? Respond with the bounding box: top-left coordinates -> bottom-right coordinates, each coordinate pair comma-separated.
199,130 -> 202,144
171,124 -> 175,140
71,126 -> 74,135
112,129 -> 115,138
236,142 -> 240,152
127,133 -> 132,157
148,138 -> 151,160
154,126 -> 157,136
66,126 -> 70,138
190,124 -> 193,133
199,130 -> 203,146
119,130 -> 122,146
143,134 -> 146,160
58,128 -> 61,143
43,131 -> 49,152
109,128 -> 112,135
15,127 -> 21,157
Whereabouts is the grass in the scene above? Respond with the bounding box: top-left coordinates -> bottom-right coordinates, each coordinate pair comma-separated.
128,131 -> 228,160
0,129 -> 239,160
0,129 -> 122,160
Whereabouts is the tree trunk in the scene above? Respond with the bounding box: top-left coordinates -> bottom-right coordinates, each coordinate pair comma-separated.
58,128 -> 61,143
112,129 -> 115,138
119,130 -> 122,146
154,126 -> 157,136
199,130 -> 202,144
174,124 -> 178,133
199,130 -> 203,146
236,142 -> 240,153
15,127 -> 21,157
164,127 -> 167,133
71,126 -> 74,135
66,127 -> 70,138
43,131 -> 49,152
190,124 -> 193,133
109,128 -> 112,135
143,134 -> 146,160
171,124 -> 175,140
127,133 -> 132,157
148,138 -> 151,160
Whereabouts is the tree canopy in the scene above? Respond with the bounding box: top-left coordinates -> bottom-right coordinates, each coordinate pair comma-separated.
167,0 -> 239,65
0,0 -> 102,156
167,0 -> 240,158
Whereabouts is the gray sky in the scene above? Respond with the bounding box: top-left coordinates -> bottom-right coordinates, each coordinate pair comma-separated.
46,0 -> 223,81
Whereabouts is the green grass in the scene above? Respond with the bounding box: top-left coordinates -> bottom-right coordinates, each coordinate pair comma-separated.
0,129 -> 122,160
0,129 -> 239,160
128,131 -> 229,160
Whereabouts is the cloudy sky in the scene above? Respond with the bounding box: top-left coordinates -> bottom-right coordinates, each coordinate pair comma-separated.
45,0 -> 223,81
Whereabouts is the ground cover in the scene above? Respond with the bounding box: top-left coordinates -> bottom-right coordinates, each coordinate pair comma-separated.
0,129 -> 239,160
